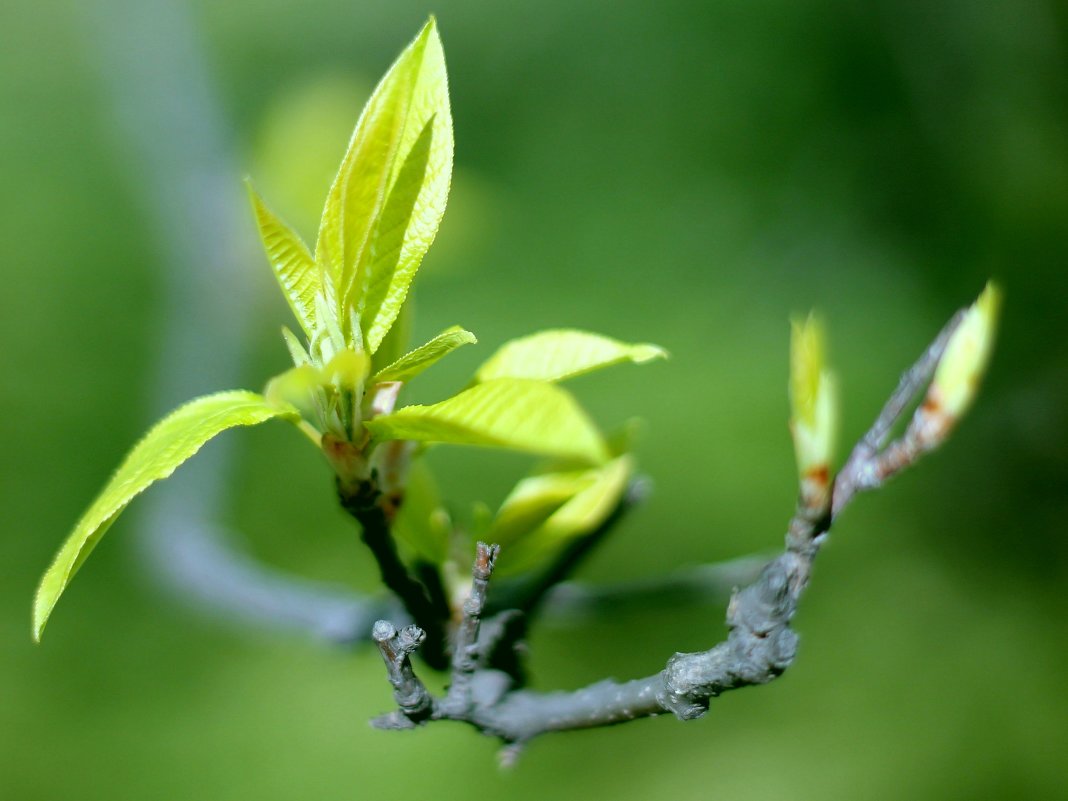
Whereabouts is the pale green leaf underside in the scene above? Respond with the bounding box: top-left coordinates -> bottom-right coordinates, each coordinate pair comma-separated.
474,329 -> 667,384
314,17 -> 452,352
365,378 -> 609,465
489,470 -> 596,549
247,183 -> 319,338
33,391 -> 299,641
494,456 -> 633,576
372,325 -> 475,383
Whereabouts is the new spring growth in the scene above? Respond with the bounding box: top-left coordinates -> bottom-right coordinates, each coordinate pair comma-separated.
789,314 -> 839,513
915,281 -> 1002,445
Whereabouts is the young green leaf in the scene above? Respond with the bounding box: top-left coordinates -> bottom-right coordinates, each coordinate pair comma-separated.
33,391 -> 300,641
474,329 -> 666,384
359,119 -> 438,352
247,182 -> 319,337
360,23 -> 452,352
493,456 -> 633,576
929,281 -> 1001,420
364,378 -> 609,465
488,469 -> 596,548
314,17 -> 452,348
372,325 -> 476,383
789,315 -> 838,478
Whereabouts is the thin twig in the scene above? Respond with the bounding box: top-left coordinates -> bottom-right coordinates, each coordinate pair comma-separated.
832,310 -> 965,518
441,542 -> 499,715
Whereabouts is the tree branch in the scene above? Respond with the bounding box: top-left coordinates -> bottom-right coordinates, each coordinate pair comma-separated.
441,542 -> 499,715
339,482 -> 449,669
369,309 -> 975,752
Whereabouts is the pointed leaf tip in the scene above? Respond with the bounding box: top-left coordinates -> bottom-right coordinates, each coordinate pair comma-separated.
313,19 -> 453,351
372,325 -> 476,383
33,391 -> 299,641
930,281 -> 1002,419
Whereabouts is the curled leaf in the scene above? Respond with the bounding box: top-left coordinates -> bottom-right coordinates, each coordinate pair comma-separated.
492,456 -> 633,576
313,18 -> 453,350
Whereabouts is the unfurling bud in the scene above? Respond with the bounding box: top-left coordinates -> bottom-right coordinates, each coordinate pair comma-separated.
323,347 -> 371,391
928,282 -> 1001,422
789,314 -> 839,512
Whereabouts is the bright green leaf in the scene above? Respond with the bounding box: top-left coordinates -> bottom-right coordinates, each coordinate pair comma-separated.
494,456 -> 633,576
360,118 -> 450,352
357,119 -> 434,342
361,24 -> 453,352
314,17 -> 452,349
489,470 -> 595,548
372,325 -> 476,383
474,329 -> 667,384
247,182 -> 319,337
322,348 -> 371,390
33,391 -> 300,641
365,378 -> 609,465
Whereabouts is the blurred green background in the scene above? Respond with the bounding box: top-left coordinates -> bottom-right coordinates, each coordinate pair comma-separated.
3,0 -> 1067,798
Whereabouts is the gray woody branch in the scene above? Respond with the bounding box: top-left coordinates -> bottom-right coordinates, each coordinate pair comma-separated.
369,311 -> 968,750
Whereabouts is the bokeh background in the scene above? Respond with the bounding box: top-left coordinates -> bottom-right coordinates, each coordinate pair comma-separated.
3,0 -> 1066,798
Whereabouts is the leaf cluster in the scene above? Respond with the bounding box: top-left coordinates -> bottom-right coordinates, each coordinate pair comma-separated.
33,20 -> 667,641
